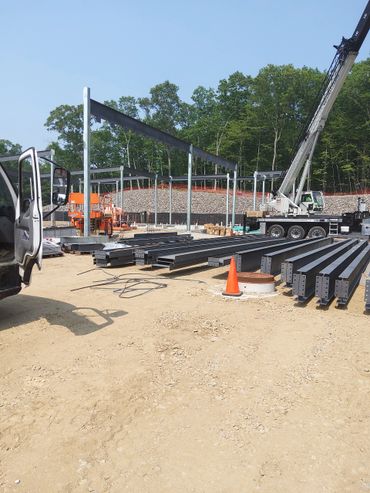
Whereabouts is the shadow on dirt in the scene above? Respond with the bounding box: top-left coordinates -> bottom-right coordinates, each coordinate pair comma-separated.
0,294 -> 126,335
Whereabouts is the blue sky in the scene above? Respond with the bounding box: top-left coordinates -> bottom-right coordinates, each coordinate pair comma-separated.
1,0 -> 369,151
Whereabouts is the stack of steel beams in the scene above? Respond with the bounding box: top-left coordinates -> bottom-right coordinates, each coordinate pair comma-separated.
260,237 -> 332,275
94,248 -> 135,267
292,239 -> 357,302
235,238 -> 310,272
63,242 -> 106,253
136,236 -> 252,267
315,241 -> 368,305
153,237 -> 278,270
281,240 -> 351,287
208,236 -> 283,267
335,244 -> 370,306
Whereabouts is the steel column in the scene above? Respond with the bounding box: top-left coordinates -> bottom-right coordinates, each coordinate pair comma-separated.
231,165 -> 237,227
261,176 -> 266,207
154,173 -> 158,227
169,176 -> 172,225
186,145 -> 193,232
83,86 -> 91,236
226,173 -> 230,226
120,165 -> 124,210
253,170 -> 258,210
49,148 -> 55,226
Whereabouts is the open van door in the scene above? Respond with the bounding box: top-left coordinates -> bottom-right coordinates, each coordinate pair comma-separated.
14,148 -> 43,284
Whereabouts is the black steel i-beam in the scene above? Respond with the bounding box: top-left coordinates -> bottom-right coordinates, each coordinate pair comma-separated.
315,241 -> 368,305
155,238 -> 287,270
292,239 -> 358,303
335,244 -> 370,306
235,238 -> 308,272
281,239 -> 345,286
208,237 -> 288,267
260,237 -> 332,275
365,274 -> 370,311
136,236 -> 255,265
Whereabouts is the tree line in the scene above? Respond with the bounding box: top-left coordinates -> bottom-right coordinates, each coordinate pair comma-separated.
2,59 -> 369,193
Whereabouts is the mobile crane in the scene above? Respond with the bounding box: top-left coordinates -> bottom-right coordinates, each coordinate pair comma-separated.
0,148 -> 70,301
246,0 -> 370,239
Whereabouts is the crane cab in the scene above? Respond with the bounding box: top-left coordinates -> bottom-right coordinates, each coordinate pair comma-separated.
299,191 -> 325,213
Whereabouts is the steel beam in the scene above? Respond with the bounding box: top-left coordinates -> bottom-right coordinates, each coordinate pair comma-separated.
235,238 -> 307,272
260,237 -> 332,275
292,239 -> 357,303
315,241 -> 368,305
281,239 -> 344,286
156,239 -> 272,270
335,244 -> 370,306
136,236 -> 254,266
209,237 -> 289,268
365,274 -> 370,311
90,99 -> 237,171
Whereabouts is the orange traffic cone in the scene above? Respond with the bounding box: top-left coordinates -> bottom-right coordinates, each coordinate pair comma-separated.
222,256 -> 242,297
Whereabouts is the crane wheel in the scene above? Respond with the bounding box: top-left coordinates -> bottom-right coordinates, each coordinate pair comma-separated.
287,225 -> 305,240
267,224 -> 285,238
307,226 -> 326,238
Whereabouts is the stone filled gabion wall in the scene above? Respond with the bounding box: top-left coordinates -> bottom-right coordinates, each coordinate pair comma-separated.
111,188 -> 369,216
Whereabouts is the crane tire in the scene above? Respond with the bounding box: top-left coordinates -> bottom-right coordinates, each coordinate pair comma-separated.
307,226 -> 326,238
267,224 -> 285,238
287,225 -> 305,240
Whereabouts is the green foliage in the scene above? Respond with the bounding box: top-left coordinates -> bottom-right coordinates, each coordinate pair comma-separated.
0,139 -> 22,156
43,59 -> 370,192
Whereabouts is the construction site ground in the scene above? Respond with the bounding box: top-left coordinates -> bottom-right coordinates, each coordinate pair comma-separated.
1,252 -> 370,493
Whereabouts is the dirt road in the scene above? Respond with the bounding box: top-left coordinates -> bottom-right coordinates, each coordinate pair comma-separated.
1,255 -> 370,492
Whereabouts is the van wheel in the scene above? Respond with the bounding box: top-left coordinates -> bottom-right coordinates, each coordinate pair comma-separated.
267,224 -> 285,238
307,226 -> 326,238
287,225 -> 305,240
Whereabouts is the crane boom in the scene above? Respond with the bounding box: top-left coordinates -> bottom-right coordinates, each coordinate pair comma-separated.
275,0 -> 369,213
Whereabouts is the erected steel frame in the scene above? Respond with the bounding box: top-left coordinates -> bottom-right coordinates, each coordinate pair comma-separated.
84,89 -> 239,235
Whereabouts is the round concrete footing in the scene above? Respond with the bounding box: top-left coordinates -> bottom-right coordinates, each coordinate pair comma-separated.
238,272 -> 275,294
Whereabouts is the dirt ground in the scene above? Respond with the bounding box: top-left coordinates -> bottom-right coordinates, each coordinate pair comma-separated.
1,253 -> 370,493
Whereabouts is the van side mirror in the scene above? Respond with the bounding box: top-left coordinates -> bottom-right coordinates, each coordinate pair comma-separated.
52,167 -> 70,206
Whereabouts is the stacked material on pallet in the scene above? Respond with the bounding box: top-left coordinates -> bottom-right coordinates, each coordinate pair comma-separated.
42,239 -> 63,258
203,224 -> 233,236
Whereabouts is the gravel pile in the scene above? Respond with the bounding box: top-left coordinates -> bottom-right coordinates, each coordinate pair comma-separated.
113,188 -> 369,216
